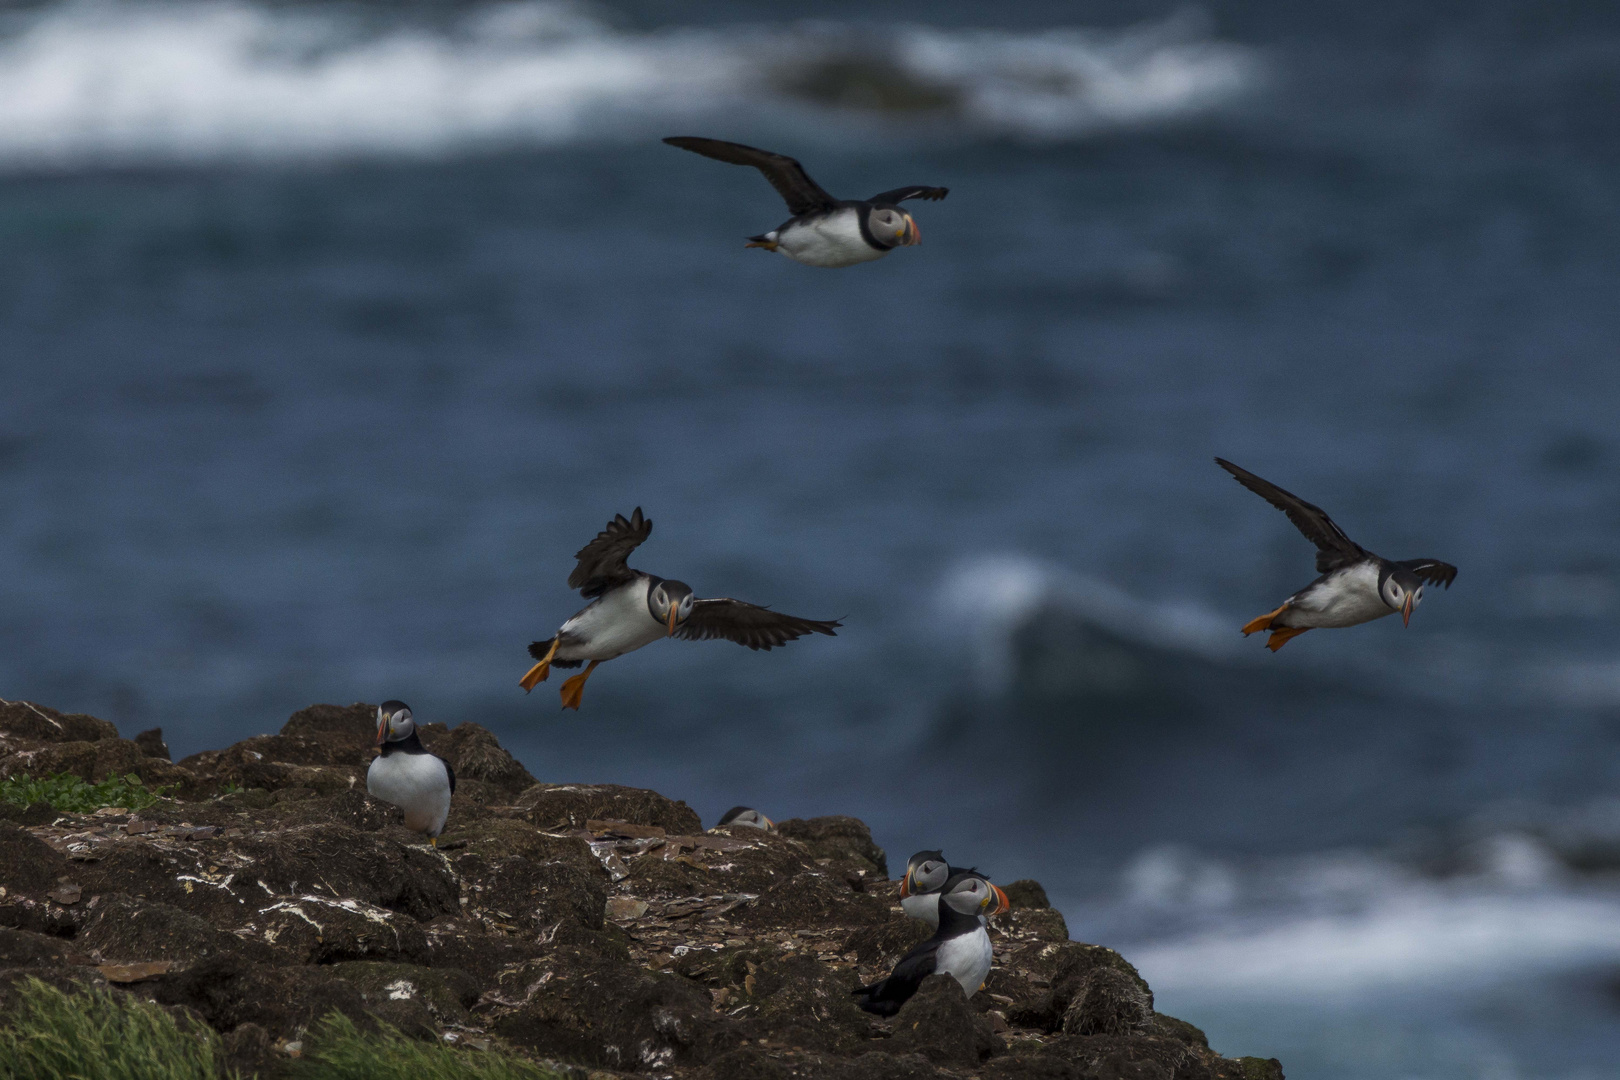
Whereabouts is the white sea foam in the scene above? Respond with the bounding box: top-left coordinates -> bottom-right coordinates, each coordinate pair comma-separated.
1131,889 -> 1620,998
0,1 -> 1262,169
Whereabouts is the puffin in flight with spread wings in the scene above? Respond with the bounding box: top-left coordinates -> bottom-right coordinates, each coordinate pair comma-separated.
1217,458 -> 1457,651
663,136 -> 947,268
520,509 -> 842,710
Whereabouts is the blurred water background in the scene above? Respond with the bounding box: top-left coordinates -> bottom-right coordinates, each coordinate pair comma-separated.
4,1 -> 1620,1075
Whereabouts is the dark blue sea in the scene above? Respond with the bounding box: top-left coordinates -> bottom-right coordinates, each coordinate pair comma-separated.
4,1 -> 1620,1074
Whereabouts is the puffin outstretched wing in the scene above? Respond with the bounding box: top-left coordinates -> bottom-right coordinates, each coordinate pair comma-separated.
1395,559 -> 1458,588
663,137 -> 839,216
1216,458 -> 1367,573
674,600 -> 841,650
866,185 -> 949,205
568,509 -> 653,597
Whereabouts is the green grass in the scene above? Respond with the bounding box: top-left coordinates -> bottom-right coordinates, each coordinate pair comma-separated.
0,977 -> 230,1080
0,980 -> 560,1080
297,1013 -> 563,1080
0,771 -> 167,813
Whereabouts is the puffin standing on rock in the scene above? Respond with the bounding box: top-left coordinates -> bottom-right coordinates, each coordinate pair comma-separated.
367,701 -> 455,846
663,136 -> 948,268
520,509 -> 842,710
855,872 -> 1008,1016
1217,458 -> 1458,651
900,850 -> 1007,930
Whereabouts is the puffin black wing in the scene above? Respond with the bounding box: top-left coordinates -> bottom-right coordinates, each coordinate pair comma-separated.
866,185 -> 949,205
853,940 -> 941,1017
567,508 -> 653,597
1395,559 -> 1458,588
663,137 -> 838,216
674,600 -> 840,650
443,758 -> 456,796
1216,458 -> 1366,573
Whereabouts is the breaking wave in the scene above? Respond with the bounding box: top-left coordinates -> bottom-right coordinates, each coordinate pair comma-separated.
0,1 -> 1261,168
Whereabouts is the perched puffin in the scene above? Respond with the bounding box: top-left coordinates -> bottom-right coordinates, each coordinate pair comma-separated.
1217,458 -> 1458,651
366,701 -> 456,846
520,508 -> 841,710
855,873 -> 1008,1016
899,850 -> 1006,930
663,136 -> 947,268
715,806 -> 775,831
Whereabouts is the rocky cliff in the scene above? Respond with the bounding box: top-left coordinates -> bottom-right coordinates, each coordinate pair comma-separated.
0,698 -> 1282,1080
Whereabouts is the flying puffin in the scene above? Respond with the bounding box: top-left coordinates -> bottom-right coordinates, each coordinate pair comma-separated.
854,872 -> 1008,1016
1217,458 -> 1458,651
663,136 -> 947,268
714,807 -> 775,831
899,850 -> 1007,930
366,701 -> 455,846
519,508 -> 841,710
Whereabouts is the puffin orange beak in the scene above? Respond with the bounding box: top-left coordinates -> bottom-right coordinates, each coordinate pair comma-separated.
667,607 -> 679,636
990,884 -> 1010,916
899,872 -> 912,899
904,214 -> 921,245
375,716 -> 388,745
1402,595 -> 1414,627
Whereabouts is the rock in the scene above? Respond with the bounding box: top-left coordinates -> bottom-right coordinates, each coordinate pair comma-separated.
492,954 -> 741,1068
1062,966 -> 1153,1036
0,697 -> 1282,1080
775,816 -> 888,880
1003,879 -> 1050,909
885,974 -> 998,1067
0,823 -> 70,895
517,783 -> 703,835
0,700 -> 117,744
79,894 -> 278,964
0,926 -> 92,967
422,723 -> 536,797
152,954 -> 372,1040
134,728 -> 172,761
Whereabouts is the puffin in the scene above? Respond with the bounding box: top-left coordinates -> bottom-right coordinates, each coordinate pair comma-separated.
854,872 -> 1008,1016
519,508 -> 841,710
366,701 -> 456,846
1217,458 -> 1458,651
899,850 -> 1007,930
663,136 -> 947,268
714,807 -> 775,831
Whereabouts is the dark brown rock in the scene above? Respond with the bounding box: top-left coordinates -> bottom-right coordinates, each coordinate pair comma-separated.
79,894 -> 277,964
775,816 -> 888,880
0,823 -> 70,894
0,926 -> 91,967
12,738 -> 189,790
741,953 -> 869,1053
420,723 -> 536,797
134,728 -> 172,761
740,872 -> 891,933
0,700 -> 117,744
885,974 -> 998,1067
492,954 -> 741,1068
1062,966 -> 1154,1037
517,782 -> 702,835
221,1022 -> 277,1079
1004,879 -> 1051,909
152,954 -> 372,1039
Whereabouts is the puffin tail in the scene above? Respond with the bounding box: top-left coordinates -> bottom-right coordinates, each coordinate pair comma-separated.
852,981 -> 901,1017
1241,604 -> 1289,636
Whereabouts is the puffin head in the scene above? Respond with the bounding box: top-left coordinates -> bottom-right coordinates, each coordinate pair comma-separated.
1381,568 -> 1425,627
376,700 -> 415,745
901,850 -> 949,898
716,806 -> 775,831
647,579 -> 695,636
868,205 -> 920,248
940,873 -> 1010,918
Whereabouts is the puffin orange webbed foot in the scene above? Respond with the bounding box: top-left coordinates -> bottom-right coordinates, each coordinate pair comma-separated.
559,660 -> 600,711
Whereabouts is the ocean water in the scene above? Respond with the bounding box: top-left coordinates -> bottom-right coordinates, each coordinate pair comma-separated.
3,1 -> 1620,1075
